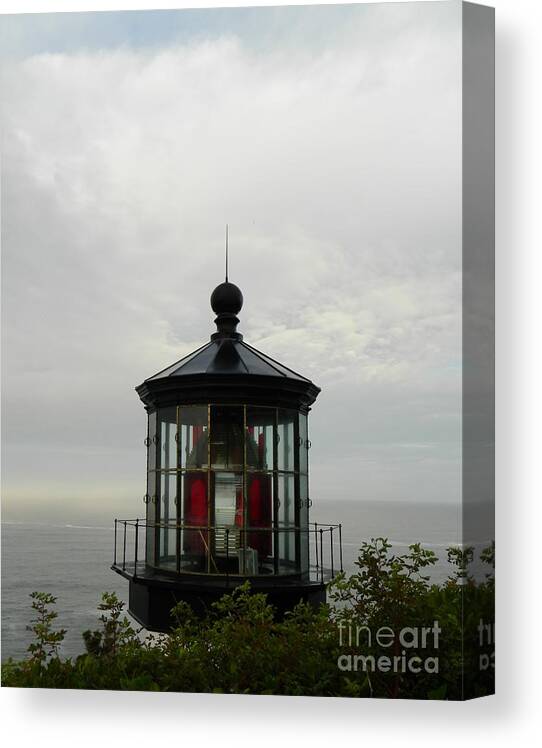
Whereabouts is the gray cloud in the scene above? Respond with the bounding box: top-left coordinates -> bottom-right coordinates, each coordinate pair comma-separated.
1,2 -> 462,519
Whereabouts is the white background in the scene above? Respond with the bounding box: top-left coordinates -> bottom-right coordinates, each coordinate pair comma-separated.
1,0 -> 540,745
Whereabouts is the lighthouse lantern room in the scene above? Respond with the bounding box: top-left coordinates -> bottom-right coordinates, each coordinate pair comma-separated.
112,278 -> 342,631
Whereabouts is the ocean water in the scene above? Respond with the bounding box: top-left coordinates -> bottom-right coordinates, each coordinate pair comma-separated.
1,500 -> 461,662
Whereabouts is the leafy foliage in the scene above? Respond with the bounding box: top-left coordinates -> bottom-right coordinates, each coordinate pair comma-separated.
82,592 -> 139,657
25,592 -> 67,670
1,540 -> 494,699
0,592 -> 70,688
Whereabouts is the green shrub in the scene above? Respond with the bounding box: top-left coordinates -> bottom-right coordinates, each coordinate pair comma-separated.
1,540 -> 494,699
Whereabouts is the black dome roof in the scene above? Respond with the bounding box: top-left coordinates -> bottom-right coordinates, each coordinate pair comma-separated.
146,338 -> 311,382
136,281 -> 320,411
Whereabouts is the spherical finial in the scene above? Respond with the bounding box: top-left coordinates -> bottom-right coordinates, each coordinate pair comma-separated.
210,282 -> 243,316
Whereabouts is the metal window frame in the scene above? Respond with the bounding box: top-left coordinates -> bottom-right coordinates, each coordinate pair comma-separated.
146,402 -> 309,578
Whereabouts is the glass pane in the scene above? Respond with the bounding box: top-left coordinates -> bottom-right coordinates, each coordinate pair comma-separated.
299,413 -> 308,475
158,407 -> 177,472
277,409 -> 295,472
247,472 -> 274,575
210,406 -> 244,470
145,408 -> 159,564
145,412 -> 158,564
158,473 -> 177,570
299,474 -> 309,575
179,406 -> 208,469
212,472 -> 243,572
246,407 -> 274,471
181,471 -> 208,572
277,473 -> 296,573
177,474 -> 187,568
147,411 -> 158,472
145,469 -> 158,566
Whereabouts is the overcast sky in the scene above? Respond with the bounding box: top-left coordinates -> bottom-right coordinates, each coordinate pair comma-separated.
1,2 -> 462,522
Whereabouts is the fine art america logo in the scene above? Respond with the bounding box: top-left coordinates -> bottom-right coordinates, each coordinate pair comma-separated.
336,621 -> 441,674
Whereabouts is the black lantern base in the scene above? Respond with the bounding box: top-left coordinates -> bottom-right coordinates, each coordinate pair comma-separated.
113,565 -> 326,632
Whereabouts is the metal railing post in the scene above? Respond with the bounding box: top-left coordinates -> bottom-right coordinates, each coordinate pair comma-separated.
319,527 -> 324,584
114,519 -> 117,566
308,525 -> 312,577
122,521 -> 127,571
339,523 -> 343,573
330,526 -> 334,578
134,519 -> 139,579
314,522 -> 319,572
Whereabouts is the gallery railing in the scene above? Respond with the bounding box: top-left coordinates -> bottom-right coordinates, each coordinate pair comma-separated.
112,519 -> 343,585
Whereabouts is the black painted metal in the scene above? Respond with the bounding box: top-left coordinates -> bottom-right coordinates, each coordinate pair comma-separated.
137,371 -> 320,413
112,518 -> 342,631
123,573 -> 327,632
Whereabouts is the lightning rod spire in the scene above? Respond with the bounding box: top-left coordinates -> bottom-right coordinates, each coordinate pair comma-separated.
225,224 -> 229,282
